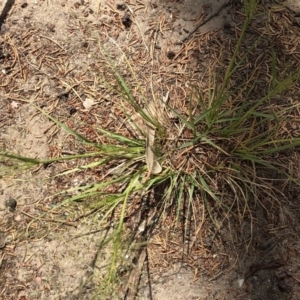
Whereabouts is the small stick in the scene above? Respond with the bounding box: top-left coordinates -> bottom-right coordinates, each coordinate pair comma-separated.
181,2 -> 230,44
21,210 -> 77,227
0,0 -> 15,30
39,35 -> 66,51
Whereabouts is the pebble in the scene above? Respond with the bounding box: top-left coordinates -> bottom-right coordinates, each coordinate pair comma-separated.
5,197 -> 17,212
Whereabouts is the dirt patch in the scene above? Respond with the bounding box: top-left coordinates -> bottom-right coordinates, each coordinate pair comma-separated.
1,0 -> 300,300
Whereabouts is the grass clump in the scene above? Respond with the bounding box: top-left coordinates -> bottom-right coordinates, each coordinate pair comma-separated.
1,0 -> 300,296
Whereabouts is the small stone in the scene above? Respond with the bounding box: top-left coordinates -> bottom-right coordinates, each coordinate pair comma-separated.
5,197 -> 17,212
116,4 -> 126,11
167,51 -> 176,60
122,14 -> 132,29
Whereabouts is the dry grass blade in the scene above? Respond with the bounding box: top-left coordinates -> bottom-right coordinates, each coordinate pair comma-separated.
145,127 -> 162,175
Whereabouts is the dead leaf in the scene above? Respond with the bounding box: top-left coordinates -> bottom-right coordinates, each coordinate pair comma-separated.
82,98 -> 95,110
11,101 -> 19,109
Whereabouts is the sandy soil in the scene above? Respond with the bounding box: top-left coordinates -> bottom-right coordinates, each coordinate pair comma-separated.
1,0 -> 300,299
